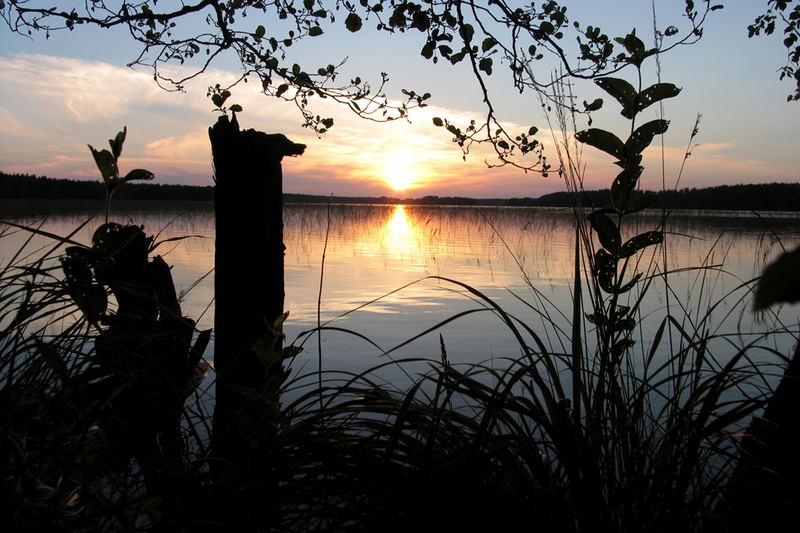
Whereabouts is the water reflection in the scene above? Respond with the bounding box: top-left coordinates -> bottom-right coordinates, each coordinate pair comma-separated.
384,205 -> 415,258
3,200 -> 800,378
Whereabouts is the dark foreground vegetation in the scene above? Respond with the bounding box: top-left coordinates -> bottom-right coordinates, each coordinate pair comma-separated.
2,171 -> 799,211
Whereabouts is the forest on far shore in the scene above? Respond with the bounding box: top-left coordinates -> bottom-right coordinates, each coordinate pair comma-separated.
1,171 -> 799,212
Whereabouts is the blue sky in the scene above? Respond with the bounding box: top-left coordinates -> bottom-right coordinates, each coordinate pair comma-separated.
0,1 -> 797,198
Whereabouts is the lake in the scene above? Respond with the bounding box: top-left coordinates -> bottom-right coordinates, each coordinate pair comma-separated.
2,199 -> 800,387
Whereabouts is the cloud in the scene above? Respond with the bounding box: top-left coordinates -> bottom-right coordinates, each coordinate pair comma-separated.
2,52 -> 795,197
144,131 -> 210,161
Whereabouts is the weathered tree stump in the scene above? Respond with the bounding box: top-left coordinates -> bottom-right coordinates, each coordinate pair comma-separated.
208,113 -> 305,496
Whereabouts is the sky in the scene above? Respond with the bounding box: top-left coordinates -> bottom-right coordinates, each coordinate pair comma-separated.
0,1 -> 798,199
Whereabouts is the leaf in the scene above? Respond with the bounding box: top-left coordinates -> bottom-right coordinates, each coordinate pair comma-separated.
626,192 -> 660,214
610,166 -> 643,212
459,23 -> 474,43
625,83 -> 681,118
108,127 -> 126,159
625,119 -> 669,157
619,231 -> 663,259
121,168 -> 155,184
308,26 -> 323,37
593,249 -> 617,294
61,254 -> 107,323
482,37 -> 497,52
595,77 -> 637,116
212,90 -> 230,108
583,98 -> 603,112
449,51 -> 465,64
754,246 -> 800,310
432,117 -> 444,127
411,11 -> 430,32
588,211 -> 621,254
479,57 -> 493,75
622,31 -> 646,61
575,128 -> 625,160
345,13 -> 362,33
616,273 -> 642,294
254,25 -> 266,40
275,83 -> 289,97
88,145 -> 118,181
228,104 -> 243,112
421,41 -> 435,59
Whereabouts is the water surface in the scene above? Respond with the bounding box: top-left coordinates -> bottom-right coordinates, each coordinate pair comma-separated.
3,200 -> 799,383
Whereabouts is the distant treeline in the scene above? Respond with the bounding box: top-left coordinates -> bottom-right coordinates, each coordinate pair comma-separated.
2,172 -> 799,211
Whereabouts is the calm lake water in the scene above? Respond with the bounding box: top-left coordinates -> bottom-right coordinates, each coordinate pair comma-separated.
3,199 -> 800,385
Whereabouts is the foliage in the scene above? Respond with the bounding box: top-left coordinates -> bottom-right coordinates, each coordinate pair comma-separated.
87,127 -> 154,222
1,0 -> 719,168
749,0 -> 800,101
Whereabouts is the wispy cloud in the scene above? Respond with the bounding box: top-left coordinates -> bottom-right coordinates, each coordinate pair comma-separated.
1,53 -> 795,197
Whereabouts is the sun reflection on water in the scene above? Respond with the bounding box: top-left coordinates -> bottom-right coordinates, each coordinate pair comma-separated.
383,205 -> 415,257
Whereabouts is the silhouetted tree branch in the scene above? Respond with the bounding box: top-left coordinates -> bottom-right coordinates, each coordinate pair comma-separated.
749,0 -> 800,101
1,1 -> 717,170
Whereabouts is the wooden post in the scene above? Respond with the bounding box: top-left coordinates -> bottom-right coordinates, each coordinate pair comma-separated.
208,113 -> 305,474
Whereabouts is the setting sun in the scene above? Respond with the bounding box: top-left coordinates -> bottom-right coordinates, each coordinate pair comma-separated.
384,149 -> 416,191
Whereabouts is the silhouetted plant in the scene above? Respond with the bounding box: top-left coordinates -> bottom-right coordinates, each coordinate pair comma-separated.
87,126 -> 154,223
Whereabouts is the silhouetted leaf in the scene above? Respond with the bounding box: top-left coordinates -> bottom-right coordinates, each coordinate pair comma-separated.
616,273 -> 642,294
254,25 -> 266,40
275,83 -> 289,97
449,51 -> 465,64
583,98 -> 603,111
421,41 -> 435,59
411,11 -> 430,31
575,128 -> 625,160
595,77 -> 637,115
625,119 -> 669,156
588,211 -> 621,254
593,249 -> 617,293
611,166 -> 643,212
88,146 -> 118,181
121,169 -> 155,184
228,104 -> 243,112
345,13 -> 362,32
482,37 -> 497,52
460,23 -> 474,43
479,57 -> 493,75
432,117 -> 444,127
109,127 -> 126,159
308,26 -> 323,36
626,192 -> 660,214
611,338 -> 636,358
625,83 -> 681,118
619,231 -> 663,258
754,246 -> 800,310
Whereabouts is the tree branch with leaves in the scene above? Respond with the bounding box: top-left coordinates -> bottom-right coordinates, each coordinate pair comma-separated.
2,1 -> 719,170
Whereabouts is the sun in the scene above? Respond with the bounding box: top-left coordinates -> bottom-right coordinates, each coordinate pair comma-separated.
384,149 -> 416,191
